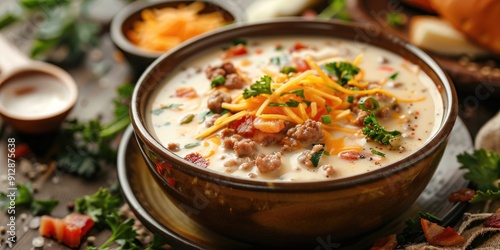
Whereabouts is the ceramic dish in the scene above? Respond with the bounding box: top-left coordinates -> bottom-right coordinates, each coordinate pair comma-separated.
118,118 -> 472,249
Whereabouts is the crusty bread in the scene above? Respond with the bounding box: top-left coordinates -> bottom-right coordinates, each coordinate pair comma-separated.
430,0 -> 500,54
409,15 -> 489,56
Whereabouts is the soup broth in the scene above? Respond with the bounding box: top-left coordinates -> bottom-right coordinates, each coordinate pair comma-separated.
147,37 -> 443,181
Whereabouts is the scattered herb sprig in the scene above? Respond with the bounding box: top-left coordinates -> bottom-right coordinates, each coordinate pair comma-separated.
56,83 -> 134,179
324,61 -> 360,86
458,149 -> 500,202
0,183 -> 58,216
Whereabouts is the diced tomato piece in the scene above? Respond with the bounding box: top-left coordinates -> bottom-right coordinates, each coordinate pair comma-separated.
293,59 -> 310,72
221,44 -> 247,59
421,218 -> 465,246
371,234 -> 397,250
39,213 -> 94,248
379,65 -> 394,72
63,224 -> 83,248
290,42 -> 308,52
39,216 -> 55,238
64,213 -> 94,236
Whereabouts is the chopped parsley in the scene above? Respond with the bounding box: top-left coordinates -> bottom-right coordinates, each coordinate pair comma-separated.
358,97 -> 380,112
324,61 -> 360,86
346,96 -> 354,103
362,113 -> 401,145
211,75 -> 225,88
242,75 -> 272,99
231,38 -> 247,46
268,99 -> 300,107
321,115 -> 332,124
184,142 -> 201,149
389,72 -> 399,80
151,103 -> 183,115
371,148 -> 385,157
310,145 -> 325,168
280,66 -> 297,74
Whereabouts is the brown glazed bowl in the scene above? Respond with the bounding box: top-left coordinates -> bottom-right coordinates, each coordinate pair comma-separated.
130,18 -> 458,247
110,0 -> 246,78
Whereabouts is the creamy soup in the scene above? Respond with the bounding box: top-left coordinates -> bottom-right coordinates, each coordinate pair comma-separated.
147,37 -> 443,181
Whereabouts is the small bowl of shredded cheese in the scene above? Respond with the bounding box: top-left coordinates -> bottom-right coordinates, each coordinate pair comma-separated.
111,0 -> 246,77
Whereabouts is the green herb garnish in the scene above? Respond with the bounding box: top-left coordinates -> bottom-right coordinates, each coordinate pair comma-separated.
0,183 -> 58,216
268,99 -> 300,107
151,103 -> 183,115
321,115 -> 332,124
310,145 -> 325,168
75,188 -> 121,226
211,75 -> 225,88
389,72 -> 399,80
180,114 -> 195,124
458,149 -> 500,192
387,12 -> 407,28
280,66 -> 297,74
362,113 -> 401,145
346,96 -> 354,103
231,38 -> 247,46
325,61 -> 360,86
243,75 -> 272,99
185,142 -> 201,149
371,149 -> 385,157
358,97 -> 380,112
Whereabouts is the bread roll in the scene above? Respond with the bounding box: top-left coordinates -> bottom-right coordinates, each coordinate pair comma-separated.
409,16 -> 489,57
430,0 -> 500,54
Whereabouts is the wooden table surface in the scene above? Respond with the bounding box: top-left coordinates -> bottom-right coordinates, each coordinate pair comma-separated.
0,1 -> 499,249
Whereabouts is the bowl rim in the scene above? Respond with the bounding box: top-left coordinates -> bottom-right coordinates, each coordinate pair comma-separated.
110,0 -> 247,59
131,18 -> 459,192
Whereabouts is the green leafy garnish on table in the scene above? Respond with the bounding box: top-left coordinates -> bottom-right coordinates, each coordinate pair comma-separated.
77,188 -> 167,250
56,83 -> 133,178
324,61 -> 360,86
362,113 -> 402,146
458,149 -> 500,202
0,183 -> 58,215
76,188 -> 121,226
317,0 -> 350,21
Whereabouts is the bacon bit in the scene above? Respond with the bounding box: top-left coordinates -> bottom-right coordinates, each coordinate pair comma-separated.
175,87 -> 198,98
484,214 -> 500,228
221,44 -> 248,59
231,115 -> 256,138
184,153 -> 209,168
339,150 -> 364,161
379,65 -> 394,72
370,234 -> 397,250
421,218 -> 465,246
290,42 -> 308,52
448,188 -> 476,202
